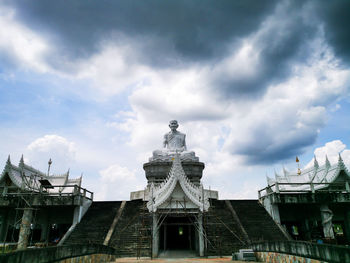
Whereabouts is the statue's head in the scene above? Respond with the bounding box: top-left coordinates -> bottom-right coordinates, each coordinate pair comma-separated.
169,120 -> 179,131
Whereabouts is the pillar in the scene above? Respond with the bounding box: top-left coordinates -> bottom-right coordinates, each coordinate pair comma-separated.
163,224 -> 167,250
40,211 -> 49,243
152,213 -> 159,258
0,211 -> 9,243
320,204 -> 334,239
73,206 -> 82,225
264,197 -> 281,224
303,219 -> 311,240
344,210 -> 350,243
188,224 -> 192,250
17,208 -> 33,250
271,203 -> 281,224
198,213 -> 204,257
40,222 -> 49,243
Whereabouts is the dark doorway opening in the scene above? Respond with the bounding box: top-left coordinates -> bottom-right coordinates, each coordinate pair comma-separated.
159,216 -> 196,251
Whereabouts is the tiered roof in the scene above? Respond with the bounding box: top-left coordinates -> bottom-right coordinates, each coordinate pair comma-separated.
0,155 -> 82,194
266,154 -> 350,192
147,153 -> 210,212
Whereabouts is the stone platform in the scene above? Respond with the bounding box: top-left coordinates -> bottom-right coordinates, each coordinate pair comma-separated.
143,161 -> 205,186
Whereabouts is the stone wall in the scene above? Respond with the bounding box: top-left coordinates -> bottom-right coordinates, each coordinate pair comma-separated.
255,251 -> 327,263
0,244 -> 116,263
57,254 -> 116,263
252,241 -> 350,263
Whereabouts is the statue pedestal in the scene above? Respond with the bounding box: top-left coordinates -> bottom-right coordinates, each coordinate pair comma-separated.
143,161 -> 204,186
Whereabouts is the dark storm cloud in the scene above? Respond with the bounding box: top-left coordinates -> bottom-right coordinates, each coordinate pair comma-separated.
3,0 -> 350,166
4,0 -> 277,66
236,132 -> 317,165
3,0 -> 349,92
313,0 -> 350,66
213,0 -> 317,99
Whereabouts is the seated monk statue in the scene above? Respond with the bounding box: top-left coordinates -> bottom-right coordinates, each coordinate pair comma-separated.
150,120 -> 199,162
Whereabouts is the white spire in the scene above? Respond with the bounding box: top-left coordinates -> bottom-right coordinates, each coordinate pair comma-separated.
314,155 -> 319,169
325,155 -> 331,168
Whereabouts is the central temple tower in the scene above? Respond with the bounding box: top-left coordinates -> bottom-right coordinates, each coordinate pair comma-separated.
131,120 -> 218,257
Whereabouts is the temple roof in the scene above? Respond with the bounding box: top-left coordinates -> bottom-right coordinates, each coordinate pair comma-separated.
0,155 -> 82,194
147,153 -> 209,212
266,154 -> 350,192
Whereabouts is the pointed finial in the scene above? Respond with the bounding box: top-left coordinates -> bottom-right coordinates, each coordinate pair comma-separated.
47,158 -> 52,176
266,175 -> 273,185
296,156 -> 301,175
6,155 -> 11,164
283,165 -> 288,176
314,155 -> 319,169
325,155 -> 331,168
339,153 -> 343,162
338,153 -> 345,169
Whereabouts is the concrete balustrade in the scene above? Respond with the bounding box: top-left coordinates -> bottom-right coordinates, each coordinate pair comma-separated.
252,240 -> 350,263
0,244 -> 116,263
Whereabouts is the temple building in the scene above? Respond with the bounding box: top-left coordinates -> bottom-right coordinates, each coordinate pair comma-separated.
0,155 -> 92,249
259,155 -> 350,244
1,120 -> 290,257
130,120 -> 216,256
63,120 -> 287,257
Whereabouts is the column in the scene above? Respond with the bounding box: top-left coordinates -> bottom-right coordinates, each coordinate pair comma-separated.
188,225 -> 192,250
163,224 -> 167,251
271,204 -> 281,224
0,211 -> 9,243
40,211 -> 49,243
303,219 -> 311,240
73,206 -> 82,225
17,208 -> 33,250
344,210 -> 350,243
320,204 -> 334,239
198,213 -> 204,257
152,213 -> 159,258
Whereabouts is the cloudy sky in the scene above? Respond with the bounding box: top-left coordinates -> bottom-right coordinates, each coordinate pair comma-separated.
1,0 -> 350,200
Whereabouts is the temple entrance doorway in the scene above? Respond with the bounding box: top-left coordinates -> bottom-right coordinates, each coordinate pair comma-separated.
159,215 -> 197,254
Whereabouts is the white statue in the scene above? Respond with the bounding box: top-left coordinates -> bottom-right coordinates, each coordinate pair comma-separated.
150,120 -> 199,162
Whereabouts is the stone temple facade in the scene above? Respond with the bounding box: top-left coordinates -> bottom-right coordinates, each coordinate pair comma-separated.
259,155 -> 350,244
62,120 -> 287,258
0,155 -> 92,249
1,120 -> 290,257
130,120 -> 218,256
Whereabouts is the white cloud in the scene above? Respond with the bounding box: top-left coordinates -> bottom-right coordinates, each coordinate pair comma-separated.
0,4 -> 49,72
306,140 -> 350,168
96,164 -> 145,200
26,135 -> 76,174
1,0 -> 350,202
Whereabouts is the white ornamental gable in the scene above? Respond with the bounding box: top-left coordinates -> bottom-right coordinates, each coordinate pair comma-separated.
147,153 -> 210,212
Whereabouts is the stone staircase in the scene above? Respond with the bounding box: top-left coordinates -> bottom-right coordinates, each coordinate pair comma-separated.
230,200 -> 287,242
64,201 -> 122,245
63,199 -> 286,257
109,200 -> 151,257
204,199 -> 248,256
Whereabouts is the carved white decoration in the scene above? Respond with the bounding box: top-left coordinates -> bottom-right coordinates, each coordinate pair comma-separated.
320,205 -> 335,238
147,152 -> 209,212
0,155 -> 82,194
265,154 -> 350,192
